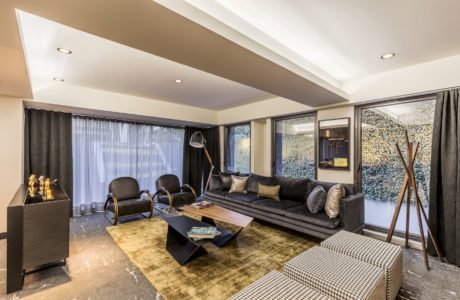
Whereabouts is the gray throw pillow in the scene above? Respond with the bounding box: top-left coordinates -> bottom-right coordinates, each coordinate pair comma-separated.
306,185 -> 327,213
325,184 -> 345,218
220,171 -> 239,191
208,174 -> 222,191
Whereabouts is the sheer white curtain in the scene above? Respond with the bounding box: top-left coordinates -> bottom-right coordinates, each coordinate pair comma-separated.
72,116 -> 184,216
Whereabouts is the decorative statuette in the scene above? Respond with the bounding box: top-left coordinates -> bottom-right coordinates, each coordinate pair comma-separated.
28,174 -> 37,187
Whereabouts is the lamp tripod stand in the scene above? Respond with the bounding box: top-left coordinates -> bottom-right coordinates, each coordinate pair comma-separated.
386,130 -> 444,270
189,131 -> 214,194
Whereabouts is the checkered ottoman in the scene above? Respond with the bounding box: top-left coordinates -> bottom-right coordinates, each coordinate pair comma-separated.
229,270 -> 331,300
321,230 -> 402,300
284,246 -> 385,300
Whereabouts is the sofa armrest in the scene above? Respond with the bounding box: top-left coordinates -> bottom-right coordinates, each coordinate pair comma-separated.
339,193 -> 364,232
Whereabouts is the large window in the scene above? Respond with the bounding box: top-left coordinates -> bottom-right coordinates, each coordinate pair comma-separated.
226,123 -> 251,173
72,116 -> 184,215
274,114 -> 316,178
358,98 -> 436,235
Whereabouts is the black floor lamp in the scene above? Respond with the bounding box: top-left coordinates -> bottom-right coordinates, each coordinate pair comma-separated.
189,131 -> 215,193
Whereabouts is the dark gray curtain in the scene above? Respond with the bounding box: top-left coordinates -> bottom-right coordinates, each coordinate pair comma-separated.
428,89 -> 460,266
183,127 -> 220,196
24,108 -> 73,216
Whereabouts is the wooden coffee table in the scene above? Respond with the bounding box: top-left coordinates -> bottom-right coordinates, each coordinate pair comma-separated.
180,204 -> 253,247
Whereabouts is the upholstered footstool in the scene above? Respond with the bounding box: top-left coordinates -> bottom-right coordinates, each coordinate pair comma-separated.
229,270 -> 331,300
284,246 -> 385,300
321,230 -> 402,300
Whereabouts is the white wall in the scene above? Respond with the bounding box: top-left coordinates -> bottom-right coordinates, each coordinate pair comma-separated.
0,96 -> 24,233
33,83 -> 218,125
317,106 -> 355,184
346,54 -> 460,102
218,97 -> 312,125
218,96 -> 355,183
251,119 -> 267,175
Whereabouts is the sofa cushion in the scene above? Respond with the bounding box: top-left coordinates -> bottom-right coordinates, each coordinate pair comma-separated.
247,173 -> 276,194
275,176 -> 315,202
229,175 -> 249,193
313,180 -> 355,196
325,184 -> 345,219
257,183 -> 281,201
209,174 -> 222,191
220,171 -> 239,190
224,192 -> 258,207
205,190 -> 228,200
306,185 -> 327,213
285,206 -> 340,229
251,199 -> 303,215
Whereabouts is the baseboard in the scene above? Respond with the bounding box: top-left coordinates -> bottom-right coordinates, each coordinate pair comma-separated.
363,228 -> 422,251
0,232 -> 6,240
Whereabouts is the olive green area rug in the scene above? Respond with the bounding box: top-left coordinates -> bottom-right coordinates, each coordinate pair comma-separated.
106,214 -> 318,300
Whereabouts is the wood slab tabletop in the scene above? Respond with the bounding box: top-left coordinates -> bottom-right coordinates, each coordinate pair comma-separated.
180,204 -> 253,228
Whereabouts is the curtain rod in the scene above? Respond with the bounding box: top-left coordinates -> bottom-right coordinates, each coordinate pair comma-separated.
72,113 -> 187,129
25,106 -> 214,130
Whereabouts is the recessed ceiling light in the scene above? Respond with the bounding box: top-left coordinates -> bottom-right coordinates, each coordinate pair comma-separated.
380,53 -> 395,59
53,77 -> 64,82
174,79 -> 183,83
57,47 -> 72,54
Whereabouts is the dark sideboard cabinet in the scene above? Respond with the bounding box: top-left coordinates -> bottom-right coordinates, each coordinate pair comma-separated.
7,184 -> 70,294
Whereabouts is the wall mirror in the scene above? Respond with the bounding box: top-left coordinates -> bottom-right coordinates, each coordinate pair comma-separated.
318,118 -> 350,170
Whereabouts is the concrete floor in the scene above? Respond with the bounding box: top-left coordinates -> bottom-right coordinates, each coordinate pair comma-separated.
0,213 -> 459,300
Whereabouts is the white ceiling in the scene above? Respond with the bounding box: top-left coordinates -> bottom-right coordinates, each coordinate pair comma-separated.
168,0 -> 460,87
18,10 -> 274,110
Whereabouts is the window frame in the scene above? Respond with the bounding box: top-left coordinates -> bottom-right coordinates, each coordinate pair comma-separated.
271,111 -> 318,179
354,93 -> 437,237
224,122 -> 251,173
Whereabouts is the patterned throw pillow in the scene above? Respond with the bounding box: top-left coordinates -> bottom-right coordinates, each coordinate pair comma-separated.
229,175 -> 249,193
306,185 -> 327,213
257,183 -> 281,201
325,184 -> 345,218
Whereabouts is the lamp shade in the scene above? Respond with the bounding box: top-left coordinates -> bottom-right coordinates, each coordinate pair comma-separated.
189,131 -> 206,148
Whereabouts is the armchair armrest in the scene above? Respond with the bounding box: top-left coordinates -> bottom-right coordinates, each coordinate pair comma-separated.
104,192 -> 114,210
181,184 -> 196,197
156,187 -> 173,207
339,193 -> 365,233
104,193 -> 119,216
139,189 -> 152,200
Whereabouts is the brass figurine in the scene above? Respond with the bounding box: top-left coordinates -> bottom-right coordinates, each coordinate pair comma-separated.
28,174 -> 37,187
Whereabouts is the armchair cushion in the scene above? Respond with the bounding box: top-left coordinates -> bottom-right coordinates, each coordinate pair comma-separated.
106,198 -> 151,217
156,174 -> 181,194
109,177 -> 140,200
158,192 -> 195,207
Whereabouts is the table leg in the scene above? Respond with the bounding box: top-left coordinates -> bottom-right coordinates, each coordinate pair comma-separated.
165,225 -> 207,265
200,216 -> 244,247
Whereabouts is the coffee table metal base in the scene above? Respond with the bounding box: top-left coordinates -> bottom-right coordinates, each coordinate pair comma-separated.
201,216 -> 243,247
165,225 -> 208,265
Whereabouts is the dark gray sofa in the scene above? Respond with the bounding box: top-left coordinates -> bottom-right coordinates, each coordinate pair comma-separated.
203,173 -> 364,239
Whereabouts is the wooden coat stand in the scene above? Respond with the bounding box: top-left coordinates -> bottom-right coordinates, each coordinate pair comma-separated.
386,130 -> 444,270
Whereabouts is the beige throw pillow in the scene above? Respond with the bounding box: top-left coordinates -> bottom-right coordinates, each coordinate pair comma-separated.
257,183 -> 281,201
325,184 -> 345,218
229,175 -> 249,193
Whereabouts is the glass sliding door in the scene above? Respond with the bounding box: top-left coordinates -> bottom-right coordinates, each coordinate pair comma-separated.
226,123 -> 251,173
358,98 -> 436,235
274,114 -> 316,178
